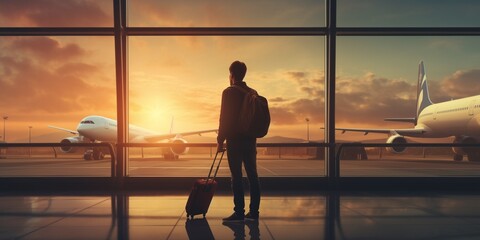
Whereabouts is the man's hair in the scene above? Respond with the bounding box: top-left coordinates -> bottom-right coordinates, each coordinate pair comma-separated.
229,61 -> 247,82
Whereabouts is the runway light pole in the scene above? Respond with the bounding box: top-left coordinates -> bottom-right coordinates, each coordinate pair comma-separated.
2,116 -> 8,142
305,118 -> 310,142
29,126 -> 32,157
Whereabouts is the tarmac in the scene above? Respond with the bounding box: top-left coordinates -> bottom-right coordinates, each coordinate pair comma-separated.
1,153 -> 480,177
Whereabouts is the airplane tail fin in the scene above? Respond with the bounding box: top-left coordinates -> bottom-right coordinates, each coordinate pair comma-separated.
169,117 -> 174,134
416,61 -> 433,123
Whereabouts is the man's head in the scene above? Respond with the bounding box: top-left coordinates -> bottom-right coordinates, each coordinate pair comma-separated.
229,61 -> 247,83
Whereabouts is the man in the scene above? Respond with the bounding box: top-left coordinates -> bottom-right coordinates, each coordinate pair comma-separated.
218,60 -> 261,222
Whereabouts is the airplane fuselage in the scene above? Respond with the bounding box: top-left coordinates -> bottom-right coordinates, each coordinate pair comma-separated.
77,116 -> 158,143
415,96 -> 480,138
52,115 -> 216,160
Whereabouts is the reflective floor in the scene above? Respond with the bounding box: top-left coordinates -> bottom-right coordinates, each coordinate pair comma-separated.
1,191 -> 480,239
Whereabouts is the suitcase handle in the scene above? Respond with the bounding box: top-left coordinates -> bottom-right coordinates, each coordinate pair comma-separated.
206,150 -> 224,183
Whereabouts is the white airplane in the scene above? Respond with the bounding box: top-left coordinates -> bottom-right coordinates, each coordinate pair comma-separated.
335,61 -> 480,162
49,115 -> 217,160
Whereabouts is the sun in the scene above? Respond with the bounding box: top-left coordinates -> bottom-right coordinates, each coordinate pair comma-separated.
130,97 -> 175,132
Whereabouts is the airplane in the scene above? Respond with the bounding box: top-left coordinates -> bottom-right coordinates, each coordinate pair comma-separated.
334,61 -> 480,162
49,115 -> 217,160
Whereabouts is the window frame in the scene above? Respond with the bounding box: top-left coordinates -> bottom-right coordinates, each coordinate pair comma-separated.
1,0 -> 480,187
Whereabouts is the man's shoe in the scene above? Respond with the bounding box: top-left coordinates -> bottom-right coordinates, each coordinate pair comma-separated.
222,212 -> 244,222
245,212 -> 259,221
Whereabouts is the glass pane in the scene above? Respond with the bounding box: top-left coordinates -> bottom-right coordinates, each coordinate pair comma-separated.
128,0 -> 325,27
0,146 -> 115,177
0,196 -> 118,239
337,36 -> 480,176
340,145 -> 480,177
0,0 -> 113,27
338,0 -> 480,27
0,36 -> 116,176
339,194 -> 480,239
128,36 -> 325,176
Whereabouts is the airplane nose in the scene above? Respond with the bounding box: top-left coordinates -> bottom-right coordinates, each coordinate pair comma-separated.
77,123 -> 96,138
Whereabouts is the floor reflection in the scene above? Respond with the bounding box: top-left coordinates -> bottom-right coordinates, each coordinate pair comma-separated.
1,192 -> 480,239
185,218 -> 215,239
221,220 -> 260,240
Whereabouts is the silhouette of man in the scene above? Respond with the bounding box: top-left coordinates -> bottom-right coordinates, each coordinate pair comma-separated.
218,60 -> 261,222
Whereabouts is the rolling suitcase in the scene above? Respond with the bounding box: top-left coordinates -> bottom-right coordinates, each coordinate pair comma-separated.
185,150 -> 224,219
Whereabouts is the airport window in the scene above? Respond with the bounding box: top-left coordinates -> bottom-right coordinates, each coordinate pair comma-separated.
128,0 -> 325,27
0,0 -> 113,27
337,0 -> 480,27
337,36 -> 480,177
0,36 -> 116,177
0,0 -> 326,180
2,0 -> 480,182
127,36 -> 325,177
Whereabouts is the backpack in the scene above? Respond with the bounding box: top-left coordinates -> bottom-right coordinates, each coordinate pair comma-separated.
232,85 -> 270,138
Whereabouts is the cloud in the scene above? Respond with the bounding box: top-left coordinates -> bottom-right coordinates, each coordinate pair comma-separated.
427,39 -> 462,50
287,71 -> 308,84
0,37 -> 116,117
334,73 -> 418,124
282,70 -> 325,97
300,86 -> 323,97
56,63 -> 99,76
270,97 -> 289,103
269,107 -> 299,125
285,70 -> 324,86
269,70 -> 420,126
0,0 -> 111,27
335,91 -> 415,124
441,69 -> 480,99
10,37 -> 85,62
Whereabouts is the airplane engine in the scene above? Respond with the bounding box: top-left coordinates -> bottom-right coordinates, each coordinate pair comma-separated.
169,138 -> 189,155
60,137 -> 82,153
386,135 -> 407,153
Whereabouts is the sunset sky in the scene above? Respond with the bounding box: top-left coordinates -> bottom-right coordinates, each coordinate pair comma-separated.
1,0 -> 480,142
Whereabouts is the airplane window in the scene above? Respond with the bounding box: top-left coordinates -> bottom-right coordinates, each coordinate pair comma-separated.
81,120 -> 95,124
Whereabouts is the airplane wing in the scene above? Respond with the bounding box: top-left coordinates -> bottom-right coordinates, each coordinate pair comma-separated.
384,118 -> 416,123
144,129 -> 218,142
333,127 -> 427,137
48,125 -> 78,135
